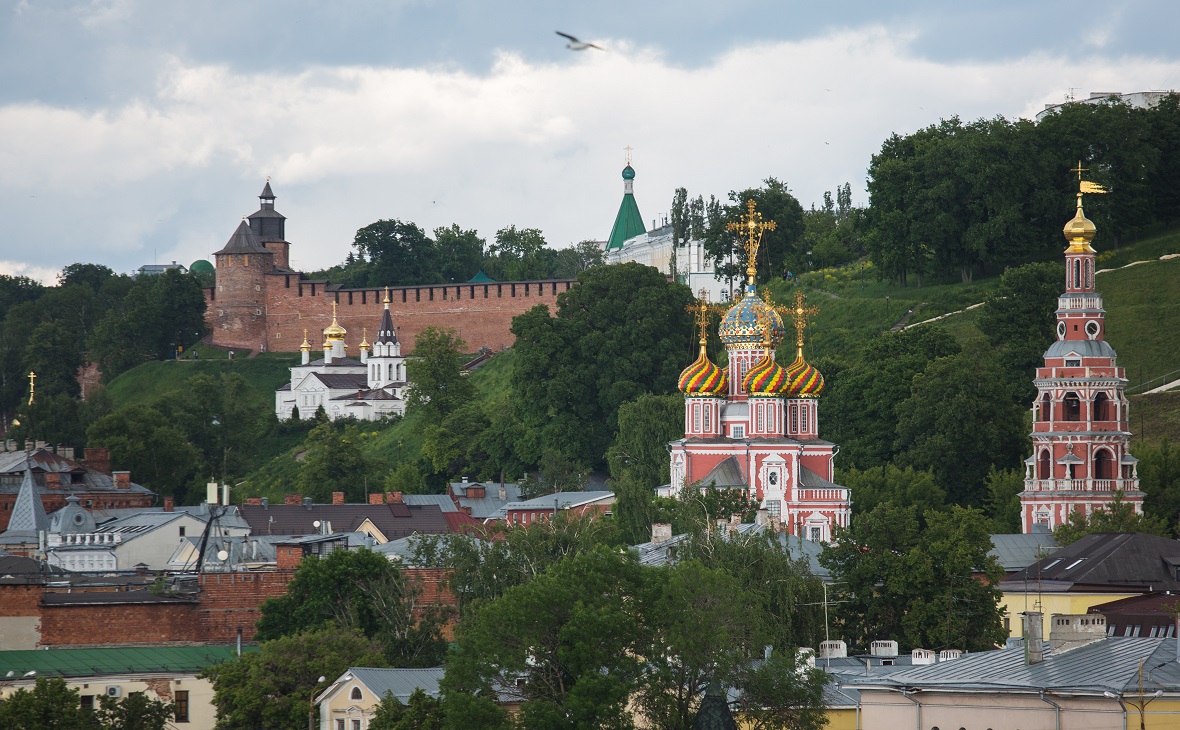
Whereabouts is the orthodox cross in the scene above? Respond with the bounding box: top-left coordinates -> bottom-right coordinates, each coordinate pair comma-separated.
1070,160 -> 1087,181
727,200 -> 776,285
384,286 -> 391,304
27,371 -> 35,406
331,300 -> 338,319
624,145 -> 634,165
788,291 -> 819,355
686,289 -> 726,346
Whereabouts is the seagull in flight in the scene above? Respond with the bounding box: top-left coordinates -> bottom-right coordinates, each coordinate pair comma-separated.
556,31 -> 602,51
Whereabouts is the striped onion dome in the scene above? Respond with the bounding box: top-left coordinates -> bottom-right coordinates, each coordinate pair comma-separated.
678,348 -> 728,396
742,353 -> 788,396
783,354 -> 825,397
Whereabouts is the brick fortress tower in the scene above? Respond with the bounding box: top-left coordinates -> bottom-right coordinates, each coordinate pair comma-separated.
666,201 -> 850,541
210,182 -> 286,350
1019,169 -> 1144,532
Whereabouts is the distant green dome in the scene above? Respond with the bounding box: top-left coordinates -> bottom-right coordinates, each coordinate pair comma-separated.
190,259 -> 214,274
622,165 -> 636,180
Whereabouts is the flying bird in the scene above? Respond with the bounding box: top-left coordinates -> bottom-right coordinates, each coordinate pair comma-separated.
556,31 -> 602,51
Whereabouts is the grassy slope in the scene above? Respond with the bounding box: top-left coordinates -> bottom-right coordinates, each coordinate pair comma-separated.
103,356 -> 297,409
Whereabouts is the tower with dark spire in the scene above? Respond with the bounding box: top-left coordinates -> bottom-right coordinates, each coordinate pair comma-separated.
247,179 -> 290,269
605,151 -> 647,253
368,288 -> 405,389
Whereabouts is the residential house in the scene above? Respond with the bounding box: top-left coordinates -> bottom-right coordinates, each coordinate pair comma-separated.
448,480 -> 522,522
316,666 -> 519,729
500,491 -> 614,526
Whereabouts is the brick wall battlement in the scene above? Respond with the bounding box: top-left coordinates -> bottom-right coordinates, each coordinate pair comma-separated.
205,273 -> 576,353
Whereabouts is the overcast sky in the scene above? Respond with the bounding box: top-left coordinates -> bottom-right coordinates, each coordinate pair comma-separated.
1,0 -> 1178,282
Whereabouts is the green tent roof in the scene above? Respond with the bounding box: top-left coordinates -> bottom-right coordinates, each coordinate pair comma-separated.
467,270 -> 496,283
0,645 -> 255,678
606,165 -> 646,251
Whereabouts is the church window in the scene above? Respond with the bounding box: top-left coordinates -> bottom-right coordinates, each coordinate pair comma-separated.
756,403 -> 765,432
1063,392 -> 1081,421
789,404 -> 797,434
1094,449 -> 1114,480
1073,259 -> 1081,288
693,404 -> 701,432
388,363 -> 394,381
350,687 -> 362,700
1039,393 -> 1052,422
703,405 -> 711,431
809,525 -> 823,542
1085,259 -> 1092,288
732,425 -> 745,439
1093,392 -> 1110,421
1038,450 -> 1051,480
1064,358 -> 1081,367
766,500 -> 780,517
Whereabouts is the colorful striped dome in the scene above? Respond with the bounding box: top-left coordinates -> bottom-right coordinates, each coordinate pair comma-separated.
783,355 -> 825,397
718,287 -> 785,348
678,350 -> 728,397
743,353 -> 788,396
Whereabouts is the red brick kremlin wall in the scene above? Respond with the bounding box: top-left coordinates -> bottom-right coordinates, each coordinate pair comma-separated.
205,273 -> 576,353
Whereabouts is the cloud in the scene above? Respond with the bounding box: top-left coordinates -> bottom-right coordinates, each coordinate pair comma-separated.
0,260 -> 60,284
0,25 -> 1175,274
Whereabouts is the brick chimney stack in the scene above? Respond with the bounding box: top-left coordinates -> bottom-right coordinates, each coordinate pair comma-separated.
163,497 -> 174,512
83,447 -> 111,476
389,491 -> 404,504
332,491 -> 345,505
283,494 -> 302,506
369,493 -> 385,505
113,471 -> 131,489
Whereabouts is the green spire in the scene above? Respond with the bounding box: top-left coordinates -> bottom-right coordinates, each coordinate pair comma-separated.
606,163 -> 646,251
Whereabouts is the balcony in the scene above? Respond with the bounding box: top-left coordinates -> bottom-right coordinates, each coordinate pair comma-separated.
798,488 -> 850,502
1025,478 -> 1140,493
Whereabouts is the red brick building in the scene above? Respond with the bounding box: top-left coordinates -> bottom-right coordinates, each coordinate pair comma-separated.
205,183 -> 576,353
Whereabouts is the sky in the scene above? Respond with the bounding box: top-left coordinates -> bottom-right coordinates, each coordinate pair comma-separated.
1,0 -> 1178,282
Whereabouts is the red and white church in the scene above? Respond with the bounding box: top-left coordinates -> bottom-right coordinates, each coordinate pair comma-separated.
664,202 -> 851,542
1019,178 -> 1144,531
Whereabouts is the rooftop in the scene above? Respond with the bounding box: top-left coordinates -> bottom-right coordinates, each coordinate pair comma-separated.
0,645 -> 252,678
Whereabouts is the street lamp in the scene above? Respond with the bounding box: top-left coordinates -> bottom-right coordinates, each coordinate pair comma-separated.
309,675 -> 327,730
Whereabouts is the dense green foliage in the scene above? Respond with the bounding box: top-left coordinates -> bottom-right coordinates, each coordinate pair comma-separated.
256,548 -> 448,667
406,327 -> 474,420
0,677 -> 173,730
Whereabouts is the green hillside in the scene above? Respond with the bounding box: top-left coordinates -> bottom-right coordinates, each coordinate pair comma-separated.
103,355 -> 298,409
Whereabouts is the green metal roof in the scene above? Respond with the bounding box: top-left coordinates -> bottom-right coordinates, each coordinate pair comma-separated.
606,192 -> 646,252
0,645 -> 256,678
466,270 -> 496,283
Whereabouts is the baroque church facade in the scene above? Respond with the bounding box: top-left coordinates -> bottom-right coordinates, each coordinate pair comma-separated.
275,295 -> 408,422
664,202 -> 851,542
1019,176 -> 1144,531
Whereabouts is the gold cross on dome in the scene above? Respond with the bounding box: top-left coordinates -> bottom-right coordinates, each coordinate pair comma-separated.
1070,160 -> 1088,181
727,200 -> 776,286
27,371 -> 35,406
685,290 -> 712,345
789,291 -> 819,350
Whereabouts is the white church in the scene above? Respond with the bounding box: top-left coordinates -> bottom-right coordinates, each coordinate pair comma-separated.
275,293 -> 408,422
602,160 -> 729,302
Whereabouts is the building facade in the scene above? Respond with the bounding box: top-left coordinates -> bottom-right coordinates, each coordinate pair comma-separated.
1019,180 -> 1144,532
602,161 -> 730,302
206,183 -> 574,354
666,203 -> 850,542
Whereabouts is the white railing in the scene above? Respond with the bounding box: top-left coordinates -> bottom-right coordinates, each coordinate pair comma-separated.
798,488 -> 850,502
1058,294 -> 1102,310
1026,478 -> 1138,492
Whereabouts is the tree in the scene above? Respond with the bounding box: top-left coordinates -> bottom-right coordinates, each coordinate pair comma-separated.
420,401 -> 492,478
977,261 -> 1061,401
406,326 -> 473,420
702,195 -> 741,294
608,393 -> 685,543
296,422 -> 375,503
670,187 -> 689,281
352,219 -> 439,286
1138,439 -> 1180,533
255,547 -> 449,667
894,350 -> 1026,507
1053,490 -> 1171,545
837,464 -> 945,515
552,240 -> 606,279
820,504 -> 1006,653
484,226 -> 553,281
86,404 -> 201,499
369,688 -> 446,730
23,321 -> 82,398
984,467 -> 1024,533
204,626 -> 386,730
0,677 -> 100,729
510,262 -> 694,469
433,224 -> 485,283
727,179 -> 806,282
93,691 -> 174,730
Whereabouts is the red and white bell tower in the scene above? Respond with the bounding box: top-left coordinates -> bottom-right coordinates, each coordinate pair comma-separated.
1019,172 -> 1144,532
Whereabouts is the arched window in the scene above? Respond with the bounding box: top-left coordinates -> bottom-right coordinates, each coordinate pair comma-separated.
1063,392 -> 1081,421
1094,449 -> 1114,480
1093,392 -> 1110,422
350,687 -> 362,700
1073,259 -> 1081,288
1038,450 -> 1051,480
1040,393 -> 1052,422
1085,259 -> 1093,288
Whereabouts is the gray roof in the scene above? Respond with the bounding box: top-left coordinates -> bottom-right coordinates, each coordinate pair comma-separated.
1001,532 -> 1180,591
375,304 -> 398,344
402,494 -> 458,513
300,357 -> 365,369
214,220 -> 271,256
848,638 -> 1180,695
798,466 -> 844,490
448,482 -> 522,521
310,372 -> 369,390
502,491 -> 614,512
988,529 -> 1060,572
0,449 -> 153,497
630,523 -> 831,580
697,456 -> 746,488
238,502 -> 450,539
5,468 -> 48,537
1043,338 -> 1118,360
341,667 -> 445,704
259,181 -> 275,199
48,495 -> 96,534
331,387 -> 401,402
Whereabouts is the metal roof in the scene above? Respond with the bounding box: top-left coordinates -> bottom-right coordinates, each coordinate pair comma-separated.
448,482 -> 522,520
299,357 -> 365,369
0,645 -> 252,678
334,667 -> 445,704
402,494 -> 458,513
375,305 -> 398,344
5,468 -> 48,536
238,503 -> 450,539
502,491 -> 614,512
605,185 -> 645,252
697,456 -> 746,488
1043,338 -> 1118,360
214,220 -> 271,256
309,372 -> 369,390
0,449 -> 152,497
989,531 -> 1061,572
1001,532 -> 1180,592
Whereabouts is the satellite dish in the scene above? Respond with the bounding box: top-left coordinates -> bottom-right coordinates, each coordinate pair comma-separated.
217,550 -> 229,561
313,520 -> 321,528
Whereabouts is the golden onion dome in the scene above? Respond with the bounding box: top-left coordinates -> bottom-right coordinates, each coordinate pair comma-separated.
299,329 -> 311,352
359,327 -> 370,350
678,348 -> 728,397
742,352 -> 788,396
323,301 -> 347,341
1063,195 -> 1097,252
783,354 -> 825,397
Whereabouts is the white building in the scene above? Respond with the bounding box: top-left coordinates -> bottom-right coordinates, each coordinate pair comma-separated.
602,161 -> 730,302
1036,90 -> 1175,121
275,295 -> 408,421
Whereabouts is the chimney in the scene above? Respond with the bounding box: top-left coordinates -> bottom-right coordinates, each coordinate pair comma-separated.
113,471 -> 131,489
332,491 -> 345,505
498,486 -> 506,501
163,497 -> 174,512
58,446 -> 75,461
1024,611 -> 1044,664
870,640 -> 898,658
818,640 -> 847,659
369,493 -> 385,505
389,491 -> 404,504
207,482 -> 219,505
462,476 -> 469,483
83,447 -> 111,476
651,523 -> 672,544
304,496 -> 313,509
45,472 -> 61,490
284,494 -> 302,506
911,649 -> 936,665
1049,613 -> 1107,654
260,497 -> 269,508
